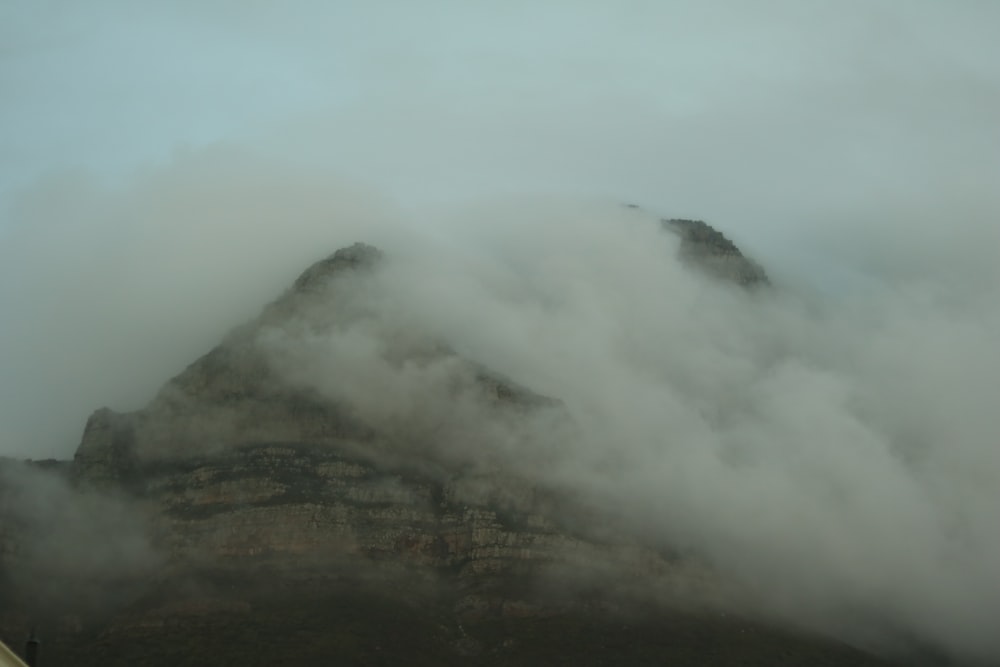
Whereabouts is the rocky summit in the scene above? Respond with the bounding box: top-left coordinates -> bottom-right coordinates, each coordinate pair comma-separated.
0,219 -> 903,666
664,218 -> 769,287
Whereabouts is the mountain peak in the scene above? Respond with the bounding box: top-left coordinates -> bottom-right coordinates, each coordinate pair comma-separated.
291,242 -> 383,293
663,218 -> 769,287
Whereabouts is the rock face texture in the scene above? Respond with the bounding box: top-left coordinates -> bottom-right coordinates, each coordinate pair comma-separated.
664,218 -> 770,287
0,222 -> 902,666
55,243 -> 665,622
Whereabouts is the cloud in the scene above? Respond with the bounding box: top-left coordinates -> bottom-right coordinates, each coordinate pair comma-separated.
240,199 -> 1000,662
0,460 -> 161,614
0,145 -> 404,457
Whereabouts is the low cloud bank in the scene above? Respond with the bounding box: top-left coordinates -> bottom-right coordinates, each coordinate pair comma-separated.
256,200 -> 1000,662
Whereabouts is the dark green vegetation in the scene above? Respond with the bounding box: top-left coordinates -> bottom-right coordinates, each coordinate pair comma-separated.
2,572 -> 901,667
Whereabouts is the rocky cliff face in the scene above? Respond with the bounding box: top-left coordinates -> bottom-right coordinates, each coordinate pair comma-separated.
0,221 -> 904,666
66,241 -> 601,592
664,218 -> 770,287
58,239 -> 687,618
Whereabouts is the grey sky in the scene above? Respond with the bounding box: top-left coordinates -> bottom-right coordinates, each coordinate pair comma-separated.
4,2 -> 998,207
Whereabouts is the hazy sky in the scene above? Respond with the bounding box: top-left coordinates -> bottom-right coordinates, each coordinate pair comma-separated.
1,1 -> 999,454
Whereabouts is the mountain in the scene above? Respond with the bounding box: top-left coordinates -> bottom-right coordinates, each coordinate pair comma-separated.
663,218 -> 769,287
0,218 -> 905,666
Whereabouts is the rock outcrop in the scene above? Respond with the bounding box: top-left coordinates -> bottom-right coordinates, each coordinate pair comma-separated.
664,218 -> 770,287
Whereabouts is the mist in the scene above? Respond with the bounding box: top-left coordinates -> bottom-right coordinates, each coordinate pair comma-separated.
246,201 -> 999,661
2,1 -> 999,662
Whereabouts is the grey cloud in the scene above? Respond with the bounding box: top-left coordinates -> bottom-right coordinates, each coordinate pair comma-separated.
0,460 -> 161,613
244,199 -> 1000,661
0,146 -> 403,458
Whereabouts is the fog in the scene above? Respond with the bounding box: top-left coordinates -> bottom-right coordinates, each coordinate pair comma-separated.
0,148 -> 408,457
0,461 -> 160,607
246,202 -> 998,661
1,1 -> 999,662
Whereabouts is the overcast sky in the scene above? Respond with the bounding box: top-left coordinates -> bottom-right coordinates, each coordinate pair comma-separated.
1,1 -> 999,458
